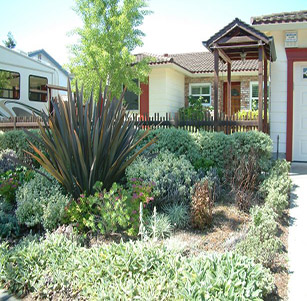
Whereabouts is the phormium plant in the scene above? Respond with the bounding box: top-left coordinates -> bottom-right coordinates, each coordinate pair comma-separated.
25,82 -> 156,197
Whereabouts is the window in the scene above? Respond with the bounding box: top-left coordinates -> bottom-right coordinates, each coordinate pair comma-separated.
250,81 -> 269,110
189,83 -> 211,105
0,69 -> 20,99
29,75 -> 48,102
124,80 -> 139,111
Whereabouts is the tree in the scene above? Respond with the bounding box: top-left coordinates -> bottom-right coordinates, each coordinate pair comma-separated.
3,32 -> 16,49
69,0 -> 152,98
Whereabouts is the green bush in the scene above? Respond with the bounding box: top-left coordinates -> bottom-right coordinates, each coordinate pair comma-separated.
162,202 -> 190,229
260,159 -> 291,216
66,181 -> 154,236
231,131 -> 273,172
0,233 -> 274,299
236,205 -> 282,268
0,167 -> 34,204
0,130 -> 44,166
145,209 -> 173,239
134,128 -> 201,165
0,149 -> 17,173
126,151 -> 197,207
0,210 -> 20,238
15,170 -> 69,231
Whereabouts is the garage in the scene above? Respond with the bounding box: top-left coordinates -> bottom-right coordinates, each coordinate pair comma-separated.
293,62 -> 307,161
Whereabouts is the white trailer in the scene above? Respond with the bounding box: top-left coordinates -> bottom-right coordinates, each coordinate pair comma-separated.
0,45 -> 60,118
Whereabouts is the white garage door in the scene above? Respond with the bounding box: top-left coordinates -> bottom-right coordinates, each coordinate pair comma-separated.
293,62 -> 307,161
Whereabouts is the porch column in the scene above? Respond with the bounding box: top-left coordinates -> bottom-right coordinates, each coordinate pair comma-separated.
258,45 -> 263,132
227,62 -> 231,116
264,57 -> 268,133
214,47 -> 219,131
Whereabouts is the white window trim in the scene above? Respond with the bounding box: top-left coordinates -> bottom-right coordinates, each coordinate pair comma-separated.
189,83 -> 211,106
125,80 -> 140,114
249,81 -> 258,110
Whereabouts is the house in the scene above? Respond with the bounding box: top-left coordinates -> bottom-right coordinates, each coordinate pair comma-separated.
129,52 -> 260,117
251,10 -> 307,161
131,10 -> 307,162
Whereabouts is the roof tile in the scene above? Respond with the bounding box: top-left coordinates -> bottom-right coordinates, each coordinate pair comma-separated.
251,10 -> 307,25
135,52 -> 258,73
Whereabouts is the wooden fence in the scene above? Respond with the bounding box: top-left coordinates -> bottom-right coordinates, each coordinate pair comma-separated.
0,112 -> 265,134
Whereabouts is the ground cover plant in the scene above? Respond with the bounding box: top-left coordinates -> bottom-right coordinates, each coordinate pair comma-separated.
0,233 -> 274,300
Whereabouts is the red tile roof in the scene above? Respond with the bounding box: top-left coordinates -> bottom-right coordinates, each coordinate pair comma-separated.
135,52 -> 258,73
251,10 -> 307,25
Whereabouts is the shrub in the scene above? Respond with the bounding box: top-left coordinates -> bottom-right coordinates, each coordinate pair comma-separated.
162,202 -> 190,229
225,149 -> 260,211
134,128 -> 201,165
231,131 -> 273,172
0,149 -> 17,173
236,205 -> 282,268
126,151 -> 197,207
15,170 -> 69,231
260,159 -> 291,216
0,233 -> 274,299
66,181 -> 153,236
0,167 -> 34,204
191,178 -> 214,228
26,83 -> 154,198
0,210 -> 20,238
0,130 -> 44,166
145,208 -> 173,239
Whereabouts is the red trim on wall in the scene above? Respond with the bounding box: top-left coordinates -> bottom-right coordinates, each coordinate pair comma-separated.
286,48 -> 307,161
140,78 -> 149,118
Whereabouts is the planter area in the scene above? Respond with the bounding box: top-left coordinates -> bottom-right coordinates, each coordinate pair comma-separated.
0,125 -> 291,300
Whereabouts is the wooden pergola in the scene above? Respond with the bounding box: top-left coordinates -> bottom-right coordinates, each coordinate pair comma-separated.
203,18 -> 276,132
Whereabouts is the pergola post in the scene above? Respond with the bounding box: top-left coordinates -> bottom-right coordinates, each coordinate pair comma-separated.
258,45 -> 263,132
214,47 -> 219,131
264,57 -> 268,133
227,62 -> 231,116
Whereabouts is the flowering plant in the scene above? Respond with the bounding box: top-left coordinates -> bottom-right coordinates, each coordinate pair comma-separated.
65,179 -> 155,236
0,167 -> 34,204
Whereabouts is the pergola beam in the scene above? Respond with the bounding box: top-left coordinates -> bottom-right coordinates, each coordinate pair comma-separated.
218,49 -> 232,64
264,57 -> 268,133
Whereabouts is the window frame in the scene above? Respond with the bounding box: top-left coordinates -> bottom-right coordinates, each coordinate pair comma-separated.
124,80 -> 140,113
0,69 -> 21,100
28,75 -> 48,102
189,83 -> 211,106
249,81 -> 270,110
249,81 -> 259,110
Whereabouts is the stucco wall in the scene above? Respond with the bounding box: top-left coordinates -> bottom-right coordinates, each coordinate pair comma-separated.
148,67 -> 184,116
184,75 -> 258,111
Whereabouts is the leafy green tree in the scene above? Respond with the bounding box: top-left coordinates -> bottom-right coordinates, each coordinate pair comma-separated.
69,0 -> 152,98
3,32 -> 16,49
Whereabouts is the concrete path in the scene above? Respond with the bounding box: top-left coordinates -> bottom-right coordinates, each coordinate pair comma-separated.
288,163 -> 307,301
0,289 -> 18,301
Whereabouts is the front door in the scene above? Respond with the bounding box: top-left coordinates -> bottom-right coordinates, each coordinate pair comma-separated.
293,62 -> 307,161
223,82 -> 241,115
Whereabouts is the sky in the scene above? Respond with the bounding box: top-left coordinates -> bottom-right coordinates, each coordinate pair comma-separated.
0,0 -> 306,68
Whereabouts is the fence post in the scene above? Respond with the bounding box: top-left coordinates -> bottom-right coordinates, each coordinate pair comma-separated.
174,112 -> 179,129
13,117 -> 17,130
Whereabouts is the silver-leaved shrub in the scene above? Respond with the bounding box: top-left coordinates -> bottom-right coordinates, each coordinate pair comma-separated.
15,170 -> 69,231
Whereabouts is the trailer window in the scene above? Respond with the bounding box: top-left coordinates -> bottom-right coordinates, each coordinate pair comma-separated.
0,69 -> 20,99
29,75 -> 48,102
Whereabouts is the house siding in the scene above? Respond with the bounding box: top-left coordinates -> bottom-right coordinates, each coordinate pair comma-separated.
148,67 -> 184,116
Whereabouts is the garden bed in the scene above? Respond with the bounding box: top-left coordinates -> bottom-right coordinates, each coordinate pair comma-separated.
0,123 -> 291,300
